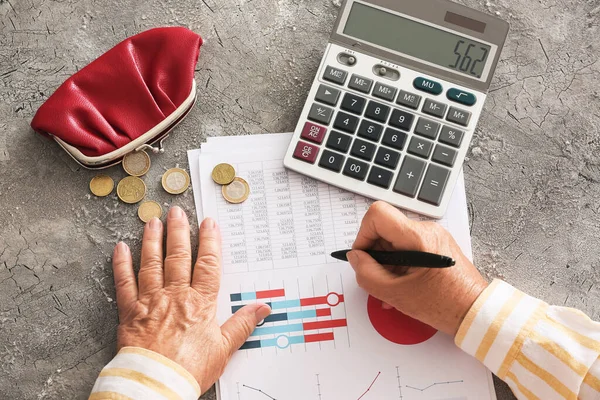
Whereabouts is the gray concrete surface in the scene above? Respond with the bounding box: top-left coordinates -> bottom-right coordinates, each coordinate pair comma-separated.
1,0 -> 599,398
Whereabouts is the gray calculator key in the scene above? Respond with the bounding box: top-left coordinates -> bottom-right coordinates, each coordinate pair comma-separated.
438,125 -> 464,148
315,84 -> 341,106
323,65 -> 348,85
393,156 -> 426,197
308,103 -> 334,125
446,106 -> 471,126
407,137 -> 434,159
373,82 -> 397,101
414,118 -> 441,140
432,144 -> 458,167
422,99 -> 448,118
348,74 -> 373,93
396,90 -> 422,109
367,166 -> 394,189
418,164 -> 450,206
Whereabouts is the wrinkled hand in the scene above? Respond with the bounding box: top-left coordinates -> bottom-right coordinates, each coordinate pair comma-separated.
347,201 -> 488,336
111,206 -> 271,393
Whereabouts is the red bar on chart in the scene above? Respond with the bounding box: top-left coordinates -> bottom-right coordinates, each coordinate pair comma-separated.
256,289 -> 285,299
303,318 -> 348,331
304,332 -> 335,343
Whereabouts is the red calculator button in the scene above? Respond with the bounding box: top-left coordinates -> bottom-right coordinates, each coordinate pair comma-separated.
293,141 -> 320,164
300,122 -> 327,144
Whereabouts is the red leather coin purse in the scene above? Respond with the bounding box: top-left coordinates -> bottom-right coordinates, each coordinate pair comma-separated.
31,27 -> 203,169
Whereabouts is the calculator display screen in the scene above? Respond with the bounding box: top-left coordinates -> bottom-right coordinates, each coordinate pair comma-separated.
343,2 -> 492,79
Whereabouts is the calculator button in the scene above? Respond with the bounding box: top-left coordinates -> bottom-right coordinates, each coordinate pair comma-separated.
446,107 -> 471,126
334,111 -> 359,133
300,122 -> 327,144
373,82 -> 397,102
315,84 -> 341,106
374,147 -> 400,169
308,103 -> 334,125
407,137 -> 433,159
447,88 -> 476,106
422,99 -> 448,118
340,93 -> 367,115
414,118 -> 441,140
432,144 -> 458,167
292,141 -> 320,164
365,101 -> 391,123
389,109 -> 415,131
323,65 -> 348,85
319,150 -> 345,172
343,158 -> 369,181
438,126 -> 464,148
357,120 -> 383,142
418,164 -> 450,206
326,131 -> 352,153
396,90 -> 422,109
393,156 -> 426,197
350,138 -> 377,161
413,77 -> 443,95
381,128 -> 407,150
348,74 -> 373,93
367,166 -> 394,189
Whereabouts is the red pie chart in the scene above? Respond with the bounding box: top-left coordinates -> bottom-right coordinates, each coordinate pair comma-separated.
367,295 -> 437,345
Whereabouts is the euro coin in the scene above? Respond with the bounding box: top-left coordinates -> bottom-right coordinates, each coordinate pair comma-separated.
222,177 -> 250,204
122,150 -> 151,176
137,200 -> 163,222
116,176 -> 146,204
89,175 -> 114,197
211,163 -> 236,185
162,168 -> 190,194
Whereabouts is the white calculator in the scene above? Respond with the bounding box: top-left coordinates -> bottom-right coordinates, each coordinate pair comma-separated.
283,0 -> 509,218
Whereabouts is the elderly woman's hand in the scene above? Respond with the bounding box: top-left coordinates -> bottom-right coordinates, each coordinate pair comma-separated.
111,206 -> 271,394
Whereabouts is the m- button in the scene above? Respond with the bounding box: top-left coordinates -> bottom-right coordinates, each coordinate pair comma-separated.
348,74 -> 374,93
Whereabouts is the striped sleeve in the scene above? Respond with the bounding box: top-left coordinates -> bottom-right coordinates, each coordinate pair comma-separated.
89,347 -> 201,400
455,279 -> 600,400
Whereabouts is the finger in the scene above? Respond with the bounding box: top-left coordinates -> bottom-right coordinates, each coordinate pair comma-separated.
382,302 -> 394,310
138,218 -> 164,295
112,242 -> 138,318
191,218 -> 222,302
353,201 -> 424,250
221,304 -> 271,356
346,249 -> 397,298
164,206 -> 193,286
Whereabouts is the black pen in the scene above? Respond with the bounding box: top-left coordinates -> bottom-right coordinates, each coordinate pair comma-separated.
330,249 -> 455,268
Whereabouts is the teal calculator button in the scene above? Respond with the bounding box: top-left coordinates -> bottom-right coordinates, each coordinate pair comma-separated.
447,88 -> 476,106
413,77 -> 443,95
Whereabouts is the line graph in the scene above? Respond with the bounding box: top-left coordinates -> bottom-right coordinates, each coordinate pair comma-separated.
405,379 -> 464,392
243,384 -> 278,399
396,367 -> 403,399
357,371 -> 381,400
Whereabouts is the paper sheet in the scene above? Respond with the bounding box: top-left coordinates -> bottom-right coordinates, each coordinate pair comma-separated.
193,133 -> 493,400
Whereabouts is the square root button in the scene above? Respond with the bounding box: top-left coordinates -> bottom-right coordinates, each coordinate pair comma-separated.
292,141 -> 320,164
300,122 -> 327,144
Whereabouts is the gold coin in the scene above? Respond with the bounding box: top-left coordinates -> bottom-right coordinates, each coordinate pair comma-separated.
89,175 -> 114,197
222,177 -> 250,204
162,168 -> 190,194
137,200 -> 163,222
116,176 -> 147,204
211,163 -> 236,185
122,151 -> 151,176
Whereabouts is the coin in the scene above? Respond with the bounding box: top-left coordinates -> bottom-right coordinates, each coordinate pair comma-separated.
89,175 -> 114,197
137,200 -> 163,222
211,163 -> 236,185
222,177 -> 250,204
162,168 -> 190,194
116,176 -> 147,204
122,151 -> 151,176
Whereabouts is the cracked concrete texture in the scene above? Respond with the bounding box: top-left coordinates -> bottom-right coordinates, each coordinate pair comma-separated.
0,0 -> 599,398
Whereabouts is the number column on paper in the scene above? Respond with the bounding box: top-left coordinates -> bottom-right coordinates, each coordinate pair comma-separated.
289,172 -> 328,266
317,180 -> 337,261
264,162 -> 298,268
329,187 -> 360,250
240,162 -> 273,271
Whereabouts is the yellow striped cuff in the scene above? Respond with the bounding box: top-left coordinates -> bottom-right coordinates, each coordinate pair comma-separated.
89,347 -> 201,400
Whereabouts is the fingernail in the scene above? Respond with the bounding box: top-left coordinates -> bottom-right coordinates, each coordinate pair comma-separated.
148,217 -> 161,230
115,242 -> 129,255
169,206 -> 183,219
201,217 -> 215,230
346,251 -> 357,265
255,304 -> 271,320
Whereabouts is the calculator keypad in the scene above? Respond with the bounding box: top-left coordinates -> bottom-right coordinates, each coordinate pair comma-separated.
315,84 -> 341,106
381,128 -> 407,150
422,99 -> 447,118
319,150 -> 345,172
365,101 -> 391,123
350,139 -> 377,161
326,131 -> 352,153
414,118 -> 440,140
308,104 -> 334,125
357,120 -> 383,142
367,166 -> 394,189
389,109 -> 415,131
397,90 -> 421,109
348,74 -> 374,93
394,156 -> 426,197
374,147 -> 400,169
343,158 -> 369,180
334,112 -> 359,133
373,82 -> 397,102
407,137 -> 433,159
341,93 -> 367,115
418,164 -> 450,205
301,122 -> 327,144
